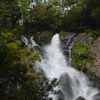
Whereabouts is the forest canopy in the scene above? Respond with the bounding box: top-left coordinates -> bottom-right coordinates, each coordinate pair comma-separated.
1,0 -> 100,33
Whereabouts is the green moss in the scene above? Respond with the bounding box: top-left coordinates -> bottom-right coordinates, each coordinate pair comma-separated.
86,29 -> 100,39
72,38 -> 100,87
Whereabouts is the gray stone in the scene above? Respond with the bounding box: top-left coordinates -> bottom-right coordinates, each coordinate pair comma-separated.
75,96 -> 85,100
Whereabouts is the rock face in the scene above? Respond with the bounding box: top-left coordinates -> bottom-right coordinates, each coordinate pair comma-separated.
92,38 -> 100,76
74,33 -> 100,77
61,32 -> 77,55
74,33 -> 89,44
61,32 -> 77,65
75,96 -> 85,100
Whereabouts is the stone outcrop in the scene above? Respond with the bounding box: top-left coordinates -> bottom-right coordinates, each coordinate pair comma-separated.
74,33 -> 100,77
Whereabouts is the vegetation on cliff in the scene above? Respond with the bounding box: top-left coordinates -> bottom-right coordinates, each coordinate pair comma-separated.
72,42 -> 95,74
72,33 -> 100,87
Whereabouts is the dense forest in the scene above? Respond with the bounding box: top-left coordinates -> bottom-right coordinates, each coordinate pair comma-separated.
0,0 -> 100,99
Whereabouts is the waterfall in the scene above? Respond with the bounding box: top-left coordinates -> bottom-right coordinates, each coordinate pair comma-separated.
22,34 -> 100,100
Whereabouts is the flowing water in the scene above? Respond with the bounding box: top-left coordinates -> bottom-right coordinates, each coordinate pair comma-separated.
22,34 -> 100,100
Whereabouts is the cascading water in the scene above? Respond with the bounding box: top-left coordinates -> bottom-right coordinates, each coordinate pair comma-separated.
22,34 -> 100,100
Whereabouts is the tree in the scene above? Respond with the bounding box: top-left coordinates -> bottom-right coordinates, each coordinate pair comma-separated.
0,9 -> 4,20
76,0 -> 100,29
0,32 -> 59,100
59,0 -> 100,31
0,0 -> 30,32
24,1 -> 63,32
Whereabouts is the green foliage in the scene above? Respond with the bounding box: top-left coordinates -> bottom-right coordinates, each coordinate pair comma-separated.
1,0 -> 100,34
72,43 -> 94,71
72,42 -> 100,83
62,8 -> 80,31
24,1 -> 63,31
14,77 -> 59,100
82,0 -> 100,28
0,9 -> 4,20
60,0 -> 100,31
0,0 -> 30,32
49,0 -> 61,6
59,31 -> 68,39
86,29 -> 100,39
0,32 -> 59,100
86,70 -> 96,76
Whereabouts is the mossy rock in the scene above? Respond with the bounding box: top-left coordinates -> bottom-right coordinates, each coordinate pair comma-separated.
34,31 -> 53,45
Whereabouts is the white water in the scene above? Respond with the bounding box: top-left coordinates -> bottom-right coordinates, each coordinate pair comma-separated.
22,34 -> 100,100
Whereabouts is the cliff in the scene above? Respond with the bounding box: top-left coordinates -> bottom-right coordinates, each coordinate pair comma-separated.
72,33 -> 100,87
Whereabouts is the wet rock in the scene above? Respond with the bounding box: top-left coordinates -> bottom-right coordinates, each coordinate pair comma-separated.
61,32 -> 77,51
61,32 -> 77,65
92,92 -> 100,100
58,73 -> 74,100
65,32 -> 77,41
75,96 -> 85,100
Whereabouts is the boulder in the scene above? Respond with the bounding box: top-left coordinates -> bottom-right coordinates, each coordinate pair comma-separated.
75,96 -> 85,100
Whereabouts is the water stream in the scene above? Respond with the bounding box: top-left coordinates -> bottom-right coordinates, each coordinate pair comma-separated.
22,34 -> 100,100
